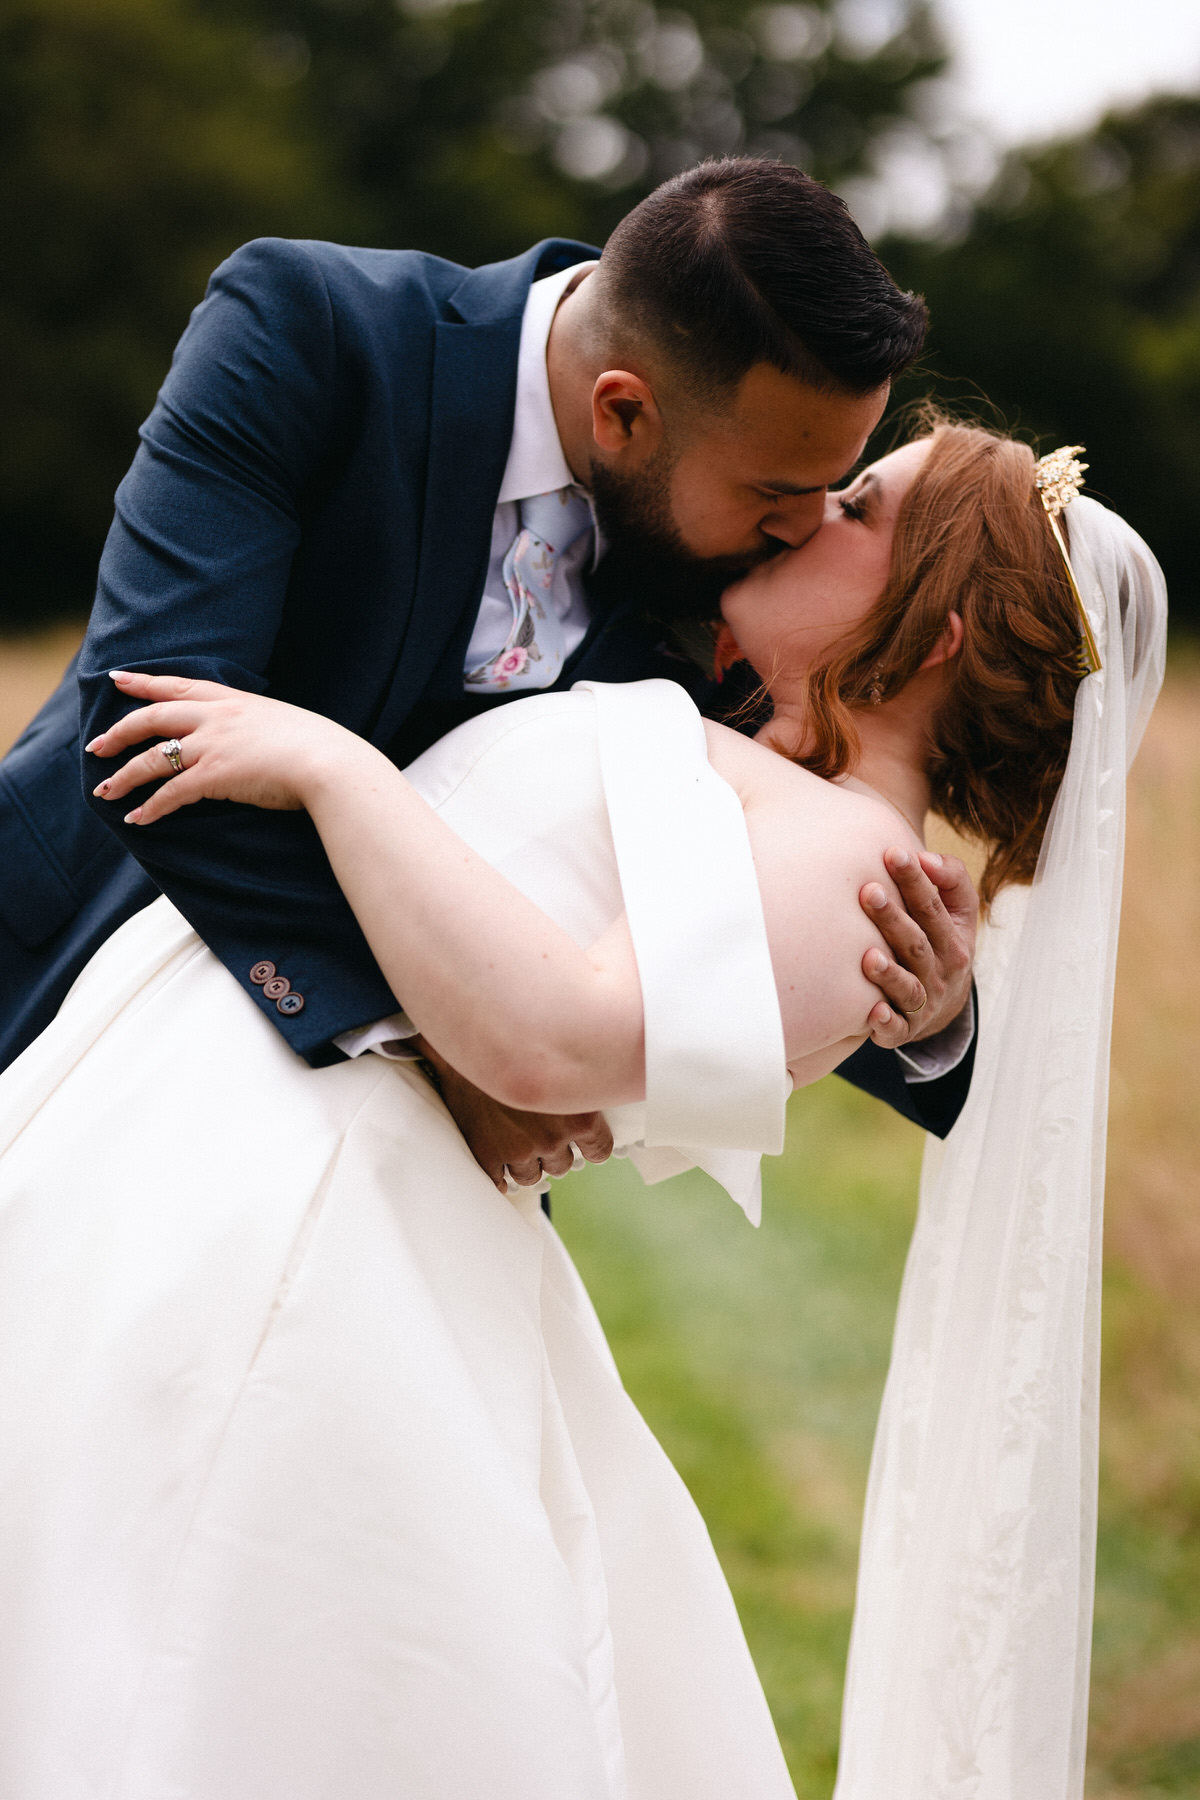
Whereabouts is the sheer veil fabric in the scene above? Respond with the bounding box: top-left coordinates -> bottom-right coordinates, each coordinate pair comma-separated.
835,498 -> 1167,1799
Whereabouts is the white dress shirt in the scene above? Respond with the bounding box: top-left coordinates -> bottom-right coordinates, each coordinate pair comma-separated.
336,258 -> 972,1082
462,261 -> 600,681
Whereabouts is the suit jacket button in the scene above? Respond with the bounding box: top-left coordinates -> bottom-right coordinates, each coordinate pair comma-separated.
263,976 -> 291,1000
250,961 -> 276,985
277,992 -> 305,1015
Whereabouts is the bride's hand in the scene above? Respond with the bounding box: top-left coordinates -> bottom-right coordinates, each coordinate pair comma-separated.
87,670 -> 361,823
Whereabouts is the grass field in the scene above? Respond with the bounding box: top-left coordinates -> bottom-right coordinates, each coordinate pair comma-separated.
4,628 -> 1198,1797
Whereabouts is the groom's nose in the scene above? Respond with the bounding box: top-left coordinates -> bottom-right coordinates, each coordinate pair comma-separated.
758,489 -> 827,549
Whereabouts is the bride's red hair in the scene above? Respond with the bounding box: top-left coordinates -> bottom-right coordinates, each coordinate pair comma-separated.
794,420 -> 1085,905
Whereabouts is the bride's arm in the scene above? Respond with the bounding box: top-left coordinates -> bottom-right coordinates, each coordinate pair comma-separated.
306,758 -> 646,1114
88,673 -> 645,1114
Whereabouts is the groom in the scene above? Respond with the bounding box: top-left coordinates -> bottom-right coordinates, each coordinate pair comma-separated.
0,158 -> 976,1181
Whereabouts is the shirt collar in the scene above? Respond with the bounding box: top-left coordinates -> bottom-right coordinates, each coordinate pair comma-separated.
497,260 -> 598,504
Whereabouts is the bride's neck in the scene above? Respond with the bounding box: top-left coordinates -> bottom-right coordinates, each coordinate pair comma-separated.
757,675 -> 941,839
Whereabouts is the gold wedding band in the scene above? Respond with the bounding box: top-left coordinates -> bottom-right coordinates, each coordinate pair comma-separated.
903,994 -> 928,1017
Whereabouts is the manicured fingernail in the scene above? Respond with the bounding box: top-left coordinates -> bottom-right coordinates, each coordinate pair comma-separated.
93,780 -> 111,797
865,884 -> 886,909
124,807 -> 142,824
84,736 -> 102,753
109,670 -> 132,682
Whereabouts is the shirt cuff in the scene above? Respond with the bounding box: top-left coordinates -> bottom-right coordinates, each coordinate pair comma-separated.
334,1011 -> 421,1062
895,992 -> 976,1084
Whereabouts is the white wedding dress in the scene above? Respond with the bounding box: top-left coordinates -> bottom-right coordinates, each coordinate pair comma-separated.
0,680 -> 796,1800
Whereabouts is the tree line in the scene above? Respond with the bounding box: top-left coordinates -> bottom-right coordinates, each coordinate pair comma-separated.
1,0 -> 1196,627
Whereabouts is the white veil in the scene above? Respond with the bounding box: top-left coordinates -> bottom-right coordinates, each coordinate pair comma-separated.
834,497 -> 1167,1799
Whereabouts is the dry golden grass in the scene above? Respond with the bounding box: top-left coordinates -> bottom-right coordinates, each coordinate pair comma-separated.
1109,663 -> 1200,1308
0,625 -> 83,756
1087,659 -> 1200,1797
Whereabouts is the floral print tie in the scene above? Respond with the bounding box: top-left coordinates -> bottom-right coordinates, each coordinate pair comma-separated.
465,487 -> 595,692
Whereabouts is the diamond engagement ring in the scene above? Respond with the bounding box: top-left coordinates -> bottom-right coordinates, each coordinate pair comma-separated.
159,738 -> 185,776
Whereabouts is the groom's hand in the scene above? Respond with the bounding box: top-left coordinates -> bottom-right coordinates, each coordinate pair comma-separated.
417,1041 -> 614,1193
859,849 -> 977,1048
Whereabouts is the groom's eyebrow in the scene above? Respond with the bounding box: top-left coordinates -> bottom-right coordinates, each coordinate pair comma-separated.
759,465 -> 859,495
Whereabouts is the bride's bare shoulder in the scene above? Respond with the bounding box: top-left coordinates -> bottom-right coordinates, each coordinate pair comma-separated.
702,717 -> 814,792
701,719 -> 922,1082
702,718 -> 913,846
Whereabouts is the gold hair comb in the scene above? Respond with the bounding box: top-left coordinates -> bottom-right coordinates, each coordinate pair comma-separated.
1034,445 -> 1101,675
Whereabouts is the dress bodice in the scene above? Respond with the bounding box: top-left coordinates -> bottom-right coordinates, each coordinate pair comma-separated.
404,680 -> 788,1221
405,689 -> 622,951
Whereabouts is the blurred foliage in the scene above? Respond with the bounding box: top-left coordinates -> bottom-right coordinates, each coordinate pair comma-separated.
1,0 -> 1197,634
0,0 -> 942,625
0,0 -> 348,623
197,0 -> 943,262
885,93 -> 1200,629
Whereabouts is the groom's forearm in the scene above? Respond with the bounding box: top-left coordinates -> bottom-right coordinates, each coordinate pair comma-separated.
410,1037 -> 616,1191
80,669 -> 405,1065
81,765 -> 402,1063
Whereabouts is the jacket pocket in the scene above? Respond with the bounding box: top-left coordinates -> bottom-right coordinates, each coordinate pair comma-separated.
0,746 -> 113,950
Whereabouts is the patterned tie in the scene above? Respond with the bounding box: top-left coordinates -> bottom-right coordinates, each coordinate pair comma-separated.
465,487 -> 595,693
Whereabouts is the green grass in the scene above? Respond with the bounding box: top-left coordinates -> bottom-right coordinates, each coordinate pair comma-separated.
555,1065 -> 1200,1798
553,1075 -> 924,1797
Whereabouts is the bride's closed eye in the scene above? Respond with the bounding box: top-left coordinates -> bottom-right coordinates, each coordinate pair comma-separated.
838,492 -> 867,522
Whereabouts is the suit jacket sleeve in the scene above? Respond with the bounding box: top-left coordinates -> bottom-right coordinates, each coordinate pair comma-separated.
834,1000 -> 977,1139
79,238 -> 400,1065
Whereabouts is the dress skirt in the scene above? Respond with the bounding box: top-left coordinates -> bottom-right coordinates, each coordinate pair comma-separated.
0,896 -> 796,1799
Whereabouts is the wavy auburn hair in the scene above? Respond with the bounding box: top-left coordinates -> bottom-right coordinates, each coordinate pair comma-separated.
794,421 -> 1086,905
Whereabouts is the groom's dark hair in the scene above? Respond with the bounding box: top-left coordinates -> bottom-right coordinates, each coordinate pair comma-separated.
598,157 -> 927,402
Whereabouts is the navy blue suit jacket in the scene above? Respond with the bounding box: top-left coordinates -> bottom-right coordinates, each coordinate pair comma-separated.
0,236 -> 973,1134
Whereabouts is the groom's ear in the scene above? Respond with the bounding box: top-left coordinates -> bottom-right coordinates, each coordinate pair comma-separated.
919,610 -> 964,672
591,371 -> 664,459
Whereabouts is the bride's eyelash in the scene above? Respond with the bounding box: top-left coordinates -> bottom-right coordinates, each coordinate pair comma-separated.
838,493 -> 866,521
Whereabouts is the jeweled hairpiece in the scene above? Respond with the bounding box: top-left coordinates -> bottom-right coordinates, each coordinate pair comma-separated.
1034,445 -> 1102,675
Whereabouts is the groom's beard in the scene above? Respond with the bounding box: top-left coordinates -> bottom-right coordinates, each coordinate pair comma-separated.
588,450 -> 782,624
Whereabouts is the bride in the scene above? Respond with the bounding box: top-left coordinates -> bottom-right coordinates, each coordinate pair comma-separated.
0,421 -> 1164,1799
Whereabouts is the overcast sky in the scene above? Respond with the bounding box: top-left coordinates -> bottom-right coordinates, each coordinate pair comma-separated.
933,0 -> 1200,143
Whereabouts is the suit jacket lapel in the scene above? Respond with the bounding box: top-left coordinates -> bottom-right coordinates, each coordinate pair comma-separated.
370,239 -> 598,751
369,316 -> 514,749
